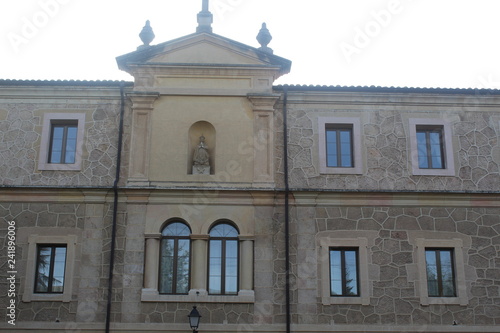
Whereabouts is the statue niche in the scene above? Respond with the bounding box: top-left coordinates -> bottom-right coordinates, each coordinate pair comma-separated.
192,135 -> 210,174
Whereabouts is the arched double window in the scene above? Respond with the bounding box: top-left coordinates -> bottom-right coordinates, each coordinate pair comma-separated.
208,223 -> 239,295
159,222 -> 191,294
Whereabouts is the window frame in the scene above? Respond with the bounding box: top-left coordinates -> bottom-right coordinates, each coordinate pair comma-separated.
38,113 -> 85,171
409,118 -> 455,176
208,223 -> 240,296
23,235 -> 77,302
320,237 -> 370,305
34,244 -> 67,294
325,125 -> 354,168
318,117 -> 363,174
158,222 -> 192,295
416,238 -> 467,306
425,248 -> 456,297
329,247 -> 360,297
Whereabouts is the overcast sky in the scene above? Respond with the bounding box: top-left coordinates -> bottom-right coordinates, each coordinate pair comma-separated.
1,0 -> 500,89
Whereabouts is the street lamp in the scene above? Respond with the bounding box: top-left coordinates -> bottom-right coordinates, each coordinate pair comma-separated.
188,306 -> 201,332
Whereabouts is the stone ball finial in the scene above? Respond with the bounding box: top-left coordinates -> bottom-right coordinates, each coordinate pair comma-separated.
257,23 -> 273,54
139,20 -> 155,47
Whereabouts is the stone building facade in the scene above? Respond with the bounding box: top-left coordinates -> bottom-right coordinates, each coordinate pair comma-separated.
1,7 -> 499,333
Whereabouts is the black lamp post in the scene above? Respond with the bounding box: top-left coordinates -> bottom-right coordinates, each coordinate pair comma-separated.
188,306 -> 201,332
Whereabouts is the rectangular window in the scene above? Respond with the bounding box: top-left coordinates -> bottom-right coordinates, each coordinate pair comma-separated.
318,117 -> 363,174
408,118 -> 455,176
49,122 -> 78,164
326,126 -> 353,168
38,113 -> 86,171
208,239 -> 238,295
416,126 -> 445,169
329,248 -> 359,297
34,245 -> 67,293
425,248 -> 456,297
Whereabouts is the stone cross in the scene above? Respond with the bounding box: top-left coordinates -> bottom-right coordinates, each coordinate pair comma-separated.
202,0 -> 209,12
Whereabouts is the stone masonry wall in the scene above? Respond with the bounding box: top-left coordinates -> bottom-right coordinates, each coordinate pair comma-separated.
275,98 -> 500,192
0,200 -> 116,327
291,203 -> 500,327
0,97 -> 126,187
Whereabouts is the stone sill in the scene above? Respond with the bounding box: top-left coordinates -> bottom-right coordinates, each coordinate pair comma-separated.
141,288 -> 255,303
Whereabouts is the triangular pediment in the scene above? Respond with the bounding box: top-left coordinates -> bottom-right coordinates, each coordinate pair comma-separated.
116,32 -> 291,76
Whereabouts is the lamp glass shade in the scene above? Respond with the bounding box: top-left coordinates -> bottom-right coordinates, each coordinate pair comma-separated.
188,306 -> 201,329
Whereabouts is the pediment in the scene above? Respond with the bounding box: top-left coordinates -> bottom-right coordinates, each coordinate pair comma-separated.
116,32 -> 291,75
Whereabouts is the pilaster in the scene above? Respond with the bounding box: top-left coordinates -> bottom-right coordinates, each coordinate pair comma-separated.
247,94 -> 280,186
127,92 -> 159,185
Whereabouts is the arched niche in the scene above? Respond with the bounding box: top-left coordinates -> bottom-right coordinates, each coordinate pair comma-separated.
188,121 -> 216,174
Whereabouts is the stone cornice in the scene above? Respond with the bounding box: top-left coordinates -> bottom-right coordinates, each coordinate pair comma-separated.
291,191 -> 500,208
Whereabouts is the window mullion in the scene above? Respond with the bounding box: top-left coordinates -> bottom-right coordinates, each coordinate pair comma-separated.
48,247 -> 56,293
436,250 -> 443,297
340,250 -> 346,296
221,239 -> 226,295
61,126 -> 68,164
336,130 -> 342,167
172,238 -> 179,294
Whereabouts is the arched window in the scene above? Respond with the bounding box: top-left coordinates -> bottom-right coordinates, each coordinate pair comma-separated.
208,223 -> 239,295
159,222 -> 191,294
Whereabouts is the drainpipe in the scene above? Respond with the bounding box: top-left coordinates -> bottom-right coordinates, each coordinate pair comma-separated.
105,82 -> 126,333
282,87 -> 291,333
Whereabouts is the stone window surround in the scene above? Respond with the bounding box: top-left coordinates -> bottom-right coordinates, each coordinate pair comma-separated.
408,118 -> 455,176
23,234 -> 77,303
142,233 -> 255,303
415,238 -> 468,306
38,112 -> 86,171
318,117 -> 363,174
319,236 -> 370,305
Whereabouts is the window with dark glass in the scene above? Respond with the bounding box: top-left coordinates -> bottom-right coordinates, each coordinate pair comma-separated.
49,121 -> 78,164
416,126 -> 445,169
326,125 -> 353,167
159,222 -> 191,294
208,223 -> 239,295
425,248 -> 456,297
35,245 -> 67,293
330,248 -> 359,296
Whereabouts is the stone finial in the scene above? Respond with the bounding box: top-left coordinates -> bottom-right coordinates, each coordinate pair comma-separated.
138,20 -> 155,49
196,0 -> 213,33
257,23 -> 273,54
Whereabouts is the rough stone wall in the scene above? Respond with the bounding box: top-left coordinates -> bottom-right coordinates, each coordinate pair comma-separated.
0,98 -> 126,187
275,100 -> 500,192
0,200 -> 115,327
291,204 -> 500,326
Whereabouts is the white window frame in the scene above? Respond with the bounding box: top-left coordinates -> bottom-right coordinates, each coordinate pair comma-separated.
408,118 -> 455,176
23,235 -> 77,302
319,237 -> 369,305
38,113 -> 85,171
318,117 -> 363,174
416,238 -> 467,306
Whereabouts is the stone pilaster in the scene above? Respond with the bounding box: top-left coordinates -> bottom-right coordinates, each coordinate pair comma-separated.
240,237 -> 254,291
247,94 -> 280,186
189,235 -> 209,296
144,236 -> 159,289
127,92 -> 159,185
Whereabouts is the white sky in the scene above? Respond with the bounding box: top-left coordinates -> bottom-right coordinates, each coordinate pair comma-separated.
1,0 -> 500,89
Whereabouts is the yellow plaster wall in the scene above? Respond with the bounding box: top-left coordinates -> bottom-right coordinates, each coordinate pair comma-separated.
149,41 -> 263,65
149,95 -> 255,184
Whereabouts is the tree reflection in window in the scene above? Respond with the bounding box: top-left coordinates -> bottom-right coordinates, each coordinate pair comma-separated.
159,222 -> 191,294
329,248 -> 359,296
426,248 -> 456,297
35,245 -> 67,293
208,223 -> 239,295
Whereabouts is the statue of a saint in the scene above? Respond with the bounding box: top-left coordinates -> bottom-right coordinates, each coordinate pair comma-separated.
192,135 -> 210,174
